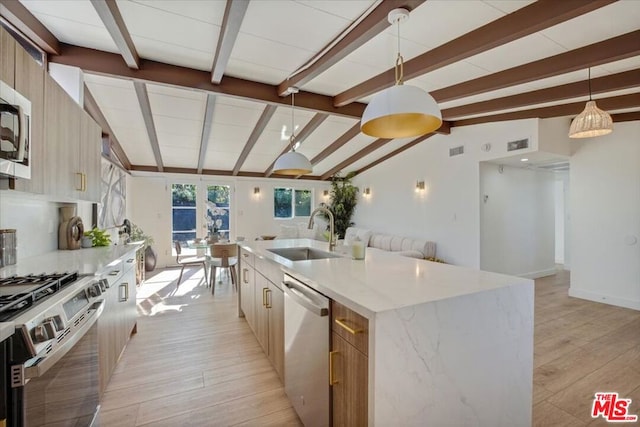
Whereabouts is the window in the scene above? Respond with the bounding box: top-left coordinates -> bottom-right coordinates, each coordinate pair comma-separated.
171,184 -> 197,243
206,185 -> 231,236
274,188 -> 311,218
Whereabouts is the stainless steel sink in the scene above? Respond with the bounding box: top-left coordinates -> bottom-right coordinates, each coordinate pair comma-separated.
267,247 -> 342,261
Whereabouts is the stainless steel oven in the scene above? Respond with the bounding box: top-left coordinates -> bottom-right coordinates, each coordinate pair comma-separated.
0,80 -> 31,180
0,272 -> 106,426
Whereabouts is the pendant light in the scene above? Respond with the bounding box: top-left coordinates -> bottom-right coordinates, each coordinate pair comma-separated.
361,8 -> 442,139
273,87 -> 312,175
569,68 -> 613,138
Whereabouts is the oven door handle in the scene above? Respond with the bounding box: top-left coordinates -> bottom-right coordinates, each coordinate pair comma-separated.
23,299 -> 104,381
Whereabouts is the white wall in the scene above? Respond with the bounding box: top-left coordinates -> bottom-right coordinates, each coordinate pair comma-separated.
569,121 -> 640,310
353,119 -> 539,268
0,191 -> 93,260
554,178 -> 565,264
479,163 -> 556,278
128,173 -> 330,268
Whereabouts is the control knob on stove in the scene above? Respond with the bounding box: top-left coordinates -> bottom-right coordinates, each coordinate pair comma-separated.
87,282 -> 102,298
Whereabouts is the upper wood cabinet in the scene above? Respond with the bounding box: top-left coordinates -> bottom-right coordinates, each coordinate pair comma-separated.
0,26 -> 16,87
43,74 -> 101,202
12,45 -> 45,194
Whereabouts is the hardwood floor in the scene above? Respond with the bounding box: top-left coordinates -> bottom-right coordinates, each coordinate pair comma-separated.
99,267 -> 640,426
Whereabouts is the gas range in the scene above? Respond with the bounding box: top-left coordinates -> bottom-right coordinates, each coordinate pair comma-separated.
0,272 -> 105,362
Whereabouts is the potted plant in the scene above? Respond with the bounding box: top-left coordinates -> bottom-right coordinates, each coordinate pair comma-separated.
129,222 -> 157,272
320,171 -> 359,239
83,228 -> 112,247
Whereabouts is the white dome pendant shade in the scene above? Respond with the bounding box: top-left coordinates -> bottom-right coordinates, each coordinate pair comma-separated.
568,100 -> 613,138
361,84 -> 442,138
568,68 -> 613,139
360,8 -> 442,139
273,150 -> 312,175
273,86 -> 312,175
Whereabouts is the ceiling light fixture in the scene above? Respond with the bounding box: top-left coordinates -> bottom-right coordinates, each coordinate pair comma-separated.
569,68 -> 613,139
273,87 -> 312,175
360,8 -> 442,139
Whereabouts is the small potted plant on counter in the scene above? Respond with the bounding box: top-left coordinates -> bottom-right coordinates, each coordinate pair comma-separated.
83,228 -> 112,247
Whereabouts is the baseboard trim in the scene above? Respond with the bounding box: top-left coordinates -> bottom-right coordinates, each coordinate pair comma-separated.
568,288 -> 640,311
519,268 -> 558,279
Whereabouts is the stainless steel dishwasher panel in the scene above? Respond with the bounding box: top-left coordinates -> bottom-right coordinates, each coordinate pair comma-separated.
283,275 -> 330,427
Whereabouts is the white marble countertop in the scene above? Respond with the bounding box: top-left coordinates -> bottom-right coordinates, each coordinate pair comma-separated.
240,239 -> 532,318
0,243 -> 142,278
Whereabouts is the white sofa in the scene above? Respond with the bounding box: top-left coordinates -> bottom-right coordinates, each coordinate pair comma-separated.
344,227 -> 437,260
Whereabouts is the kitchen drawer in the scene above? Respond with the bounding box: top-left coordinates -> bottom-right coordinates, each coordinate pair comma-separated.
255,256 -> 284,290
240,247 -> 254,267
331,301 -> 369,356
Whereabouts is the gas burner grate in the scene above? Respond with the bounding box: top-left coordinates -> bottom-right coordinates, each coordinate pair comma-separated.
0,271 -> 79,321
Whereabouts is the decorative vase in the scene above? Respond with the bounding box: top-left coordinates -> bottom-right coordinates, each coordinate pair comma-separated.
144,246 -> 157,272
81,236 -> 93,248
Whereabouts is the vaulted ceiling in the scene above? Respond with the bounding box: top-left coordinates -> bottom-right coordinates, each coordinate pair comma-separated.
2,0 -> 639,180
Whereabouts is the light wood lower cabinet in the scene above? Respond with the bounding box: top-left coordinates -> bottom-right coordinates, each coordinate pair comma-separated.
266,281 -> 284,380
254,273 -> 270,353
98,256 -> 137,396
331,332 -> 368,427
240,262 -> 255,331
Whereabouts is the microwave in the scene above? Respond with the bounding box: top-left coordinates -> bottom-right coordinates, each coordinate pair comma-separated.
0,80 -> 31,179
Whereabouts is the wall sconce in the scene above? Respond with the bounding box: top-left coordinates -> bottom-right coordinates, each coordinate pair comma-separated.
253,187 -> 260,195
415,181 -> 425,192
363,187 -> 371,197
323,190 -> 329,197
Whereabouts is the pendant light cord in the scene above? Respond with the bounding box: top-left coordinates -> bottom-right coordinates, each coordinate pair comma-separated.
290,90 -> 296,151
394,16 -> 404,85
588,67 -> 592,101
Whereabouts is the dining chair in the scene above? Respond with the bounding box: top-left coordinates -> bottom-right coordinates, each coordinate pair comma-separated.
208,243 -> 238,295
174,241 -> 208,287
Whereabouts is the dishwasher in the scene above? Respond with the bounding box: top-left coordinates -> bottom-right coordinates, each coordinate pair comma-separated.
283,274 -> 330,427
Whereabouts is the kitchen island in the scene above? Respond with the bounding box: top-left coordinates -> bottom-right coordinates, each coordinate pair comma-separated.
238,238 -> 534,427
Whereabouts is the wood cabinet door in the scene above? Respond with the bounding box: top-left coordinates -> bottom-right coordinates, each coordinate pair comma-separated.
267,282 -> 284,382
240,263 -> 255,330
13,46 -> 45,194
0,26 -> 15,87
253,273 -> 270,354
79,110 -> 101,202
332,332 -> 368,427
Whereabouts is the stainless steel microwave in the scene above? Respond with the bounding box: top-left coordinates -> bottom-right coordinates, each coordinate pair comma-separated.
0,80 -> 31,179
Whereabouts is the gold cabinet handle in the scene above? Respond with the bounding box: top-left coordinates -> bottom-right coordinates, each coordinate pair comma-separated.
265,289 -> 272,308
243,253 -> 249,258
335,318 -> 363,335
243,268 -> 249,284
262,287 -> 268,307
75,172 -> 83,191
329,351 -> 339,385
82,173 -> 87,192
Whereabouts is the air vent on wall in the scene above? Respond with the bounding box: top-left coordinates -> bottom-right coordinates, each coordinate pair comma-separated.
507,138 -> 529,152
449,146 -> 464,157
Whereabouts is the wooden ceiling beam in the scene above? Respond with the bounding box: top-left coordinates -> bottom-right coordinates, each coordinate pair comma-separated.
232,104 -> 277,175
451,93 -> 640,127
433,30 -> 640,104
50,43 -> 368,119
442,69 -> 640,119
90,0 -> 140,69
133,81 -> 164,172
611,111 -> 640,123
356,133 -> 435,176
83,84 -> 131,169
320,137 -> 392,180
211,0 -> 249,84
264,113 -> 329,177
197,94 -> 216,174
310,122 -> 361,166
0,0 -> 60,54
333,0 -> 615,107
129,165 -> 323,180
277,0 -> 425,96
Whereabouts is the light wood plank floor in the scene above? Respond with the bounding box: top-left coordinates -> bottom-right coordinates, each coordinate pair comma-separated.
99,267 -> 640,426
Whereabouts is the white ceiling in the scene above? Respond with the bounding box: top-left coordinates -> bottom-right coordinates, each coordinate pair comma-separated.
14,0 -> 640,179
